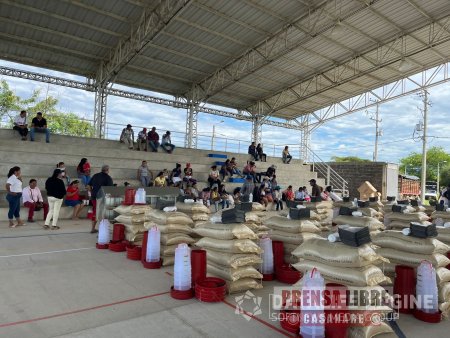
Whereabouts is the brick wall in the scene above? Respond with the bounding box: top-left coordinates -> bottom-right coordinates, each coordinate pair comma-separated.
321,162 -> 388,199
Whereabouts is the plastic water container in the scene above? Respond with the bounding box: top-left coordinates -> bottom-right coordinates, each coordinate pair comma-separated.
249,193 -> 253,202
352,198 -> 358,207
174,244 -> 192,291
416,261 -> 439,313
259,237 -> 274,274
98,219 -> 110,245
146,226 -> 161,263
301,268 -> 325,338
134,188 -> 146,204
327,232 -> 340,242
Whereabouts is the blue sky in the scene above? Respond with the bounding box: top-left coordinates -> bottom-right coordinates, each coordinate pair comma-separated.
1,59 -> 449,164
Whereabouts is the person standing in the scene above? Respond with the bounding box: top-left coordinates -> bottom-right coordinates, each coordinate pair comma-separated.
22,179 -> 49,222
65,180 -> 85,219
241,175 -> 255,202
120,124 -> 134,149
137,128 -> 147,151
13,110 -> 28,140
161,131 -> 175,153
256,144 -> 267,162
273,186 -> 283,211
77,158 -> 91,187
87,165 -> 114,233
5,166 -> 25,228
30,112 -> 50,143
147,127 -> 160,152
282,146 -> 292,164
44,169 -> 66,230
137,160 -> 152,187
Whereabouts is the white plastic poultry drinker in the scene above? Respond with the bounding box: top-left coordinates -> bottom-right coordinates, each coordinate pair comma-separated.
301,268 -> 325,338
259,237 -> 274,274
134,188 -> 146,204
98,219 -> 110,245
146,226 -> 161,263
173,243 -> 192,291
416,260 -> 439,313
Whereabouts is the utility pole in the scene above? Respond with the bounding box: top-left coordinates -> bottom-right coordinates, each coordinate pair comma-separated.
420,90 -> 430,203
367,102 -> 382,162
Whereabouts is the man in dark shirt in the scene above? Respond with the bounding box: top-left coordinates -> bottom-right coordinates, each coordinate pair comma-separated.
147,127 -> 160,152
87,165 -> 114,233
30,112 -> 50,143
248,142 -> 259,161
309,179 -> 322,199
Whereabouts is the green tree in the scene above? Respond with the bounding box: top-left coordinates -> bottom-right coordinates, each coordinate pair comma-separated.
330,156 -> 371,162
440,167 -> 450,188
399,147 -> 450,181
1,79 -> 94,137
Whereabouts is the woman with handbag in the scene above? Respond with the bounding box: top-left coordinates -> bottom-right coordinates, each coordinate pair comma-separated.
22,179 -> 49,222
6,166 -> 25,228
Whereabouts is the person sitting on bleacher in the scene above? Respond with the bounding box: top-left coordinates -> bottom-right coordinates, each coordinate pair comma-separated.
170,163 -> 183,186
294,187 -> 305,201
201,187 -> 211,207
183,163 -> 196,186
248,142 -> 259,161
120,124 -> 134,150
283,185 -> 294,201
243,161 -> 260,183
77,158 -> 91,187
220,159 -> 232,181
282,146 -> 292,164
22,179 -> 49,223
256,144 -> 267,162
229,157 -> 243,177
30,112 -> 50,143
161,131 -> 175,153
208,165 -> 221,187
13,110 -> 28,141
154,171 -> 167,187
56,162 -> 70,185
137,127 -> 147,151
137,160 -> 152,187
64,180 -> 84,220
218,184 -> 231,209
147,127 -> 160,152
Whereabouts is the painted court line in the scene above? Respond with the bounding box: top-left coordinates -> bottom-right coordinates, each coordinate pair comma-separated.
0,247 -> 95,258
222,299 -> 293,337
0,291 -> 170,328
0,231 -> 91,239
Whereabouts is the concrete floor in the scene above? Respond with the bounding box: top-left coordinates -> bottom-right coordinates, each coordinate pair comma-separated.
0,220 -> 449,338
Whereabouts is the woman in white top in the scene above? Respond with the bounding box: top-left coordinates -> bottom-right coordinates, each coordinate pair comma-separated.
5,166 -> 25,228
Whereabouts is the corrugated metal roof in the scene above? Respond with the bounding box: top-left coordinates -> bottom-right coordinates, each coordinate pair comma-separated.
1,0 -> 450,120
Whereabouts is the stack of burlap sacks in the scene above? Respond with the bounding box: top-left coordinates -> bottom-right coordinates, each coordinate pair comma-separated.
144,209 -> 195,266
263,215 -> 322,264
175,201 -> 211,228
384,207 -> 431,230
372,230 -> 450,317
244,203 -> 271,238
194,222 -> 263,293
431,210 -> 450,245
332,211 -> 385,236
333,201 -> 383,223
291,237 -> 395,337
304,201 -> 334,231
114,204 -> 153,245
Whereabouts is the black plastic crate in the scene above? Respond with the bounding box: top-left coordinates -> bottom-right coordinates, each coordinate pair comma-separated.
235,202 -> 253,212
357,200 -> 370,208
392,205 -> 407,213
289,208 -> 311,220
339,206 -> 358,216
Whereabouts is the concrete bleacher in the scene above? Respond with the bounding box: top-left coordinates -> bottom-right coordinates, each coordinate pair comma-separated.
0,128 -> 324,219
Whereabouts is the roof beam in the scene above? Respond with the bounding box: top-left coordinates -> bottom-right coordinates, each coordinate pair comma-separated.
185,0 -> 370,103
247,17 -> 450,116
60,0 -> 129,23
0,65 -> 302,131
96,0 -> 192,84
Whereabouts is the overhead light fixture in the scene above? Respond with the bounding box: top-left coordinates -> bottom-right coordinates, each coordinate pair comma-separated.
398,58 -> 412,72
331,20 -> 345,36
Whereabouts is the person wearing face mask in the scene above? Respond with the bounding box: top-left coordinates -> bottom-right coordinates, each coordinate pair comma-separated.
56,162 -> 70,185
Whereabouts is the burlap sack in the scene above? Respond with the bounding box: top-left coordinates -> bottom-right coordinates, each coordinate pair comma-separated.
439,282 -> 450,302
385,212 -> 429,222
303,201 -> 333,209
145,210 -> 193,225
206,250 -> 262,269
348,322 -> 394,338
432,211 -> 450,220
359,207 -> 382,218
123,222 -> 146,234
175,202 -> 210,214
292,238 -> 388,268
376,247 -> 450,268
264,216 -> 321,233
284,254 -> 298,265
270,231 -> 321,245
193,223 -> 257,240
195,238 -> 261,254
125,232 -> 143,244
115,214 -> 146,224
293,261 -> 391,286
245,212 -> 262,224
162,255 -> 174,266
192,213 -> 209,221
441,302 -> 450,318
207,262 -> 262,281
113,204 -> 152,215
227,278 -> 263,294
252,202 -> 265,211
437,267 -> 450,286
161,244 -> 177,256
160,233 -> 194,246
283,243 -> 299,255
333,215 -> 384,231
372,230 -> 449,254
143,222 -> 192,234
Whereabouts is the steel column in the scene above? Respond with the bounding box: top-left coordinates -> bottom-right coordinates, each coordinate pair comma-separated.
94,85 -> 108,139
185,102 -> 198,148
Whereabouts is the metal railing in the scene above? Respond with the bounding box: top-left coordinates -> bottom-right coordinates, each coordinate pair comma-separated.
306,144 -> 349,196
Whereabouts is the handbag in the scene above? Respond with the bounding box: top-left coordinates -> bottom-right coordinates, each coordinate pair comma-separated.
35,202 -> 43,211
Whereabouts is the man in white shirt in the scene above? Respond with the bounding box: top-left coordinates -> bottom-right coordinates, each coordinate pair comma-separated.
161,131 -> 175,153
13,110 -> 28,140
294,187 -> 305,201
120,124 -> 134,149
137,128 -> 147,151
22,179 -> 49,222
